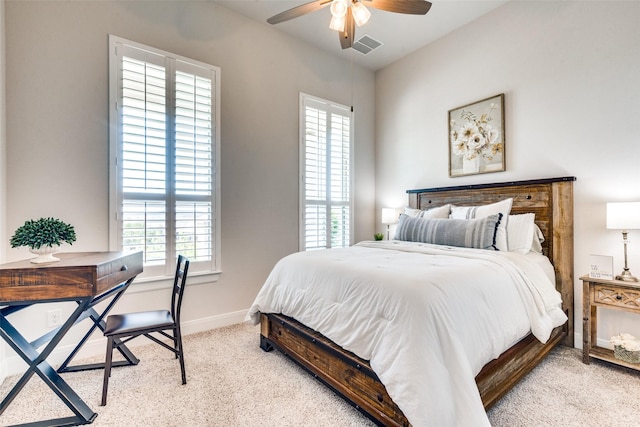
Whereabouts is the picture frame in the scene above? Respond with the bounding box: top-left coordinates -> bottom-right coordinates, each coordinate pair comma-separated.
448,93 -> 505,177
589,254 -> 614,280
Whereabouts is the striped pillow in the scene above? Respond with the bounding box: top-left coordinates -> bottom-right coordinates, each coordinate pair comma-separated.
449,198 -> 512,251
394,213 -> 503,250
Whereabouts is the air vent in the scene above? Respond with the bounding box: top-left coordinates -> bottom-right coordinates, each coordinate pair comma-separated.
352,34 -> 383,55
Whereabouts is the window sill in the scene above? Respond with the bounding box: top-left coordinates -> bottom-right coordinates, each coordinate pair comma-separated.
125,270 -> 222,295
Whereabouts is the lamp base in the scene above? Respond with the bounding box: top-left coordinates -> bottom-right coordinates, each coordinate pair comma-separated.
616,269 -> 638,282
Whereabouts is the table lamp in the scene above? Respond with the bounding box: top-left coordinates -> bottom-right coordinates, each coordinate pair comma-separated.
381,208 -> 399,240
607,202 -> 640,282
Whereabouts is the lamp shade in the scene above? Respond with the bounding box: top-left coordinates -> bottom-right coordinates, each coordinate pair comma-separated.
351,1 -> 371,27
330,0 -> 348,18
329,14 -> 345,31
606,202 -> 640,230
381,208 -> 398,225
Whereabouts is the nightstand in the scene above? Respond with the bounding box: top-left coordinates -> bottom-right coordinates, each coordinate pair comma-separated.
582,274 -> 640,371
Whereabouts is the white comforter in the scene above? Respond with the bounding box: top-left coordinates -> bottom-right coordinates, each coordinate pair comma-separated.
247,241 -> 567,426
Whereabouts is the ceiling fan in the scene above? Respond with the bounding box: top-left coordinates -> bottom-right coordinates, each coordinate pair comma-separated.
267,0 -> 432,50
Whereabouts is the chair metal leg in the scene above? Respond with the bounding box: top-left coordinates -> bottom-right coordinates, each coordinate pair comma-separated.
101,337 -> 115,406
176,327 -> 186,385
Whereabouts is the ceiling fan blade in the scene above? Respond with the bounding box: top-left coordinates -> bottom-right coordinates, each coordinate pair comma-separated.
364,0 -> 432,15
267,0 -> 332,25
339,7 -> 356,49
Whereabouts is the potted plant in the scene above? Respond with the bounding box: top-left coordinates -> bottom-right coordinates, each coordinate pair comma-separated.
374,232 -> 384,241
10,217 -> 77,263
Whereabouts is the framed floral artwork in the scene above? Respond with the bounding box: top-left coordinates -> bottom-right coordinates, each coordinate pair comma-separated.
448,93 -> 505,177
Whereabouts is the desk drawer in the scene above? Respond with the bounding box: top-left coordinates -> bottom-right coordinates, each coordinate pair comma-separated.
594,284 -> 640,312
95,252 -> 143,294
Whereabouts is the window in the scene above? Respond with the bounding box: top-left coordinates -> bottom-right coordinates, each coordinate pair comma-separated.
109,36 -> 220,278
300,93 -> 353,251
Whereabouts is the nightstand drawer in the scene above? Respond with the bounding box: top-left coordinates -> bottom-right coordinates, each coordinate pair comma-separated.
593,284 -> 640,311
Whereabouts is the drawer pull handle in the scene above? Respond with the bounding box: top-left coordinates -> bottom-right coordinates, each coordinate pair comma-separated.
120,265 -> 128,271
616,295 -> 623,300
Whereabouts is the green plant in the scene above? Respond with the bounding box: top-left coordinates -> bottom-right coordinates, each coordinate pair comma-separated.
374,232 -> 384,241
10,217 -> 77,250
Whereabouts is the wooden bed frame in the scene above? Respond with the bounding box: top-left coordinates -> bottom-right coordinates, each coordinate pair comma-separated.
259,176 -> 575,426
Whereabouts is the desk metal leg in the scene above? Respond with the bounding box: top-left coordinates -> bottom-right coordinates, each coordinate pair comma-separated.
58,278 -> 139,373
0,298 -> 98,426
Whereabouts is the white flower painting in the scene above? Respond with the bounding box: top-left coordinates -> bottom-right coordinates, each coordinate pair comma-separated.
448,94 -> 505,177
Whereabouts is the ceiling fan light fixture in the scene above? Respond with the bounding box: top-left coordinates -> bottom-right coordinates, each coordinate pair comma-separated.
266,0 -> 432,50
329,14 -> 346,32
351,2 -> 371,27
330,0 -> 349,18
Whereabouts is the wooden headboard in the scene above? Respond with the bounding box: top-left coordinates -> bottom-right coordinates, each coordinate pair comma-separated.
407,176 -> 576,346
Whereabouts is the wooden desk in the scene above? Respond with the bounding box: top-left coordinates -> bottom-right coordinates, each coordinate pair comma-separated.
0,251 -> 143,426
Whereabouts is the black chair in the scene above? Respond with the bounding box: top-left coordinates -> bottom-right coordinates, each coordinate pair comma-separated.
100,255 -> 190,406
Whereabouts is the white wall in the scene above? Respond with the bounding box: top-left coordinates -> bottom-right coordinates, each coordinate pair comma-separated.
2,1 -> 375,375
376,1 -> 640,348
0,0 -> 7,383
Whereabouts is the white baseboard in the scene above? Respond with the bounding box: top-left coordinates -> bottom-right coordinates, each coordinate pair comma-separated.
1,309 -> 249,378
575,331 -> 582,349
573,331 -> 616,352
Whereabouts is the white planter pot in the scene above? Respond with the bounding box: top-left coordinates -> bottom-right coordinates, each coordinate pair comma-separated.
29,245 -> 61,264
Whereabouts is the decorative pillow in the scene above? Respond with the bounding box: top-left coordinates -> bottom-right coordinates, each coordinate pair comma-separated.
394,213 -> 502,250
507,214 -> 535,253
450,198 -> 513,251
404,204 -> 451,219
403,206 -> 423,217
532,224 -> 545,253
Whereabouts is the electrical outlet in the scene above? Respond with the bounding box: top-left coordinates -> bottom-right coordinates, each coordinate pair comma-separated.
47,309 -> 62,327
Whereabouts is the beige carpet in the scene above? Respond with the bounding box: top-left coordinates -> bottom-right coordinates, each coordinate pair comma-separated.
1,322 -> 640,426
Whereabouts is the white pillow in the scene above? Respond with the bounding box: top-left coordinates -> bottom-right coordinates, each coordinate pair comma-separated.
532,224 -> 545,253
450,198 -> 513,251
404,204 -> 451,219
404,206 -> 422,217
507,213 -> 535,253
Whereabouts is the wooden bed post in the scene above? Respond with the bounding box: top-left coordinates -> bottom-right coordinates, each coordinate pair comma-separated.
552,180 -> 574,347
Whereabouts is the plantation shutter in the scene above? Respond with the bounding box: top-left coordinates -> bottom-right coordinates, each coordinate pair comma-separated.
300,94 -> 353,251
174,62 -> 215,263
111,36 -> 219,278
120,51 -> 168,265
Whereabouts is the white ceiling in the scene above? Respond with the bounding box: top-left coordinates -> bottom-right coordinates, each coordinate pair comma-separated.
212,0 -> 508,71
